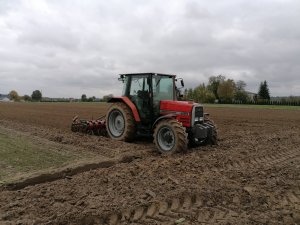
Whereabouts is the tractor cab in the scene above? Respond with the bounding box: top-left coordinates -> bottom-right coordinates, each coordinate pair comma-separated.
119,73 -> 180,124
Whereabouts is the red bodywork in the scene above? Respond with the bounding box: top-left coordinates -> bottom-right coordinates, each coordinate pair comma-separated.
160,100 -> 196,127
109,97 -> 196,128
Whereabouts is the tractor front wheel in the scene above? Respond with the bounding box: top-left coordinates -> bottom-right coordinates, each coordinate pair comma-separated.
106,102 -> 136,142
154,119 -> 188,154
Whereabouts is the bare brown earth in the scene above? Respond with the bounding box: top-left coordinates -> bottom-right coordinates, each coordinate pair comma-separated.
0,102 -> 299,225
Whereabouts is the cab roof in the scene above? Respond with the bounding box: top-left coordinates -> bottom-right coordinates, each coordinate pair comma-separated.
119,73 -> 176,77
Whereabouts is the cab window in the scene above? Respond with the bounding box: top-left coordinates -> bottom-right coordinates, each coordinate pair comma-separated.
152,76 -> 174,101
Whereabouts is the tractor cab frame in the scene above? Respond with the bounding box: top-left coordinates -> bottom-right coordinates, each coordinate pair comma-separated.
119,73 -> 178,125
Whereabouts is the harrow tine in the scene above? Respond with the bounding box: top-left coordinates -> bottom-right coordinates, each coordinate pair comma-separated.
71,115 -> 107,137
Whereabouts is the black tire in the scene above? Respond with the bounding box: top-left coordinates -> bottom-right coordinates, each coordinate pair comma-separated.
106,102 -> 136,142
153,119 -> 188,154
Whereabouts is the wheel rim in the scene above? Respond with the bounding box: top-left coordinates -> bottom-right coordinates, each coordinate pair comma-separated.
157,126 -> 175,151
108,109 -> 125,137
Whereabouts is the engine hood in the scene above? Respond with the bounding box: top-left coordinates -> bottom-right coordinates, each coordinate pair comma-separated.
160,100 -> 201,113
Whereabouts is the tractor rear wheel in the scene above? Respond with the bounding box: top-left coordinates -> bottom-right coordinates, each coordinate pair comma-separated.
154,119 -> 188,154
106,102 -> 136,142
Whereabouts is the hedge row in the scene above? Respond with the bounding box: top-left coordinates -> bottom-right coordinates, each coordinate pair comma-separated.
218,99 -> 300,106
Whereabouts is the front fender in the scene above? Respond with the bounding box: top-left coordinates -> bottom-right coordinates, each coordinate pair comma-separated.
152,113 -> 177,128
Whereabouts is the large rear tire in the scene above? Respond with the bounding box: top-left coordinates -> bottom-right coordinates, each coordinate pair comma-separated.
154,119 -> 188,154
106,102 -> 136,142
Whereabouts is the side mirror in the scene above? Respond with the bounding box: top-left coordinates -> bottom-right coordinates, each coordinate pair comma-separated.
181,79 -> 184,87
118,74 -> 125,82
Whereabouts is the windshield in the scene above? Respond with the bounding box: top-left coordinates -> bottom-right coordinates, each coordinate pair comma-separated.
152,75 -> 174,101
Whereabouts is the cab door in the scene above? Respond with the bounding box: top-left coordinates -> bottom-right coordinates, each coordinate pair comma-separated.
128,75 -> 151,122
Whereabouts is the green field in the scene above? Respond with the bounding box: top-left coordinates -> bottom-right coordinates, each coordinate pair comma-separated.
204,103 -> 300,110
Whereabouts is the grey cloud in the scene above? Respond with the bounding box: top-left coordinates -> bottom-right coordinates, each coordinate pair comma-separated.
18,24 -> 79,50
0,0 -> 20,14
0,0 -> 299,97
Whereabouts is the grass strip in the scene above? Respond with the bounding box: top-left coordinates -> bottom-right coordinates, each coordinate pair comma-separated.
0,128 -> 79,183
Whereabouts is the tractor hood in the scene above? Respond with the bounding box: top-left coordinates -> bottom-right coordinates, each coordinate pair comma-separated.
160,100 -> 200,114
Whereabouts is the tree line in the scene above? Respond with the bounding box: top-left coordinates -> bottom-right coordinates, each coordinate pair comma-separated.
5,78 -> 298,106
81,94 -> 113,102
6,90 -> 109,102
8,90 -> 42,102
182,75 -> 272,104
181,76 -> 300,106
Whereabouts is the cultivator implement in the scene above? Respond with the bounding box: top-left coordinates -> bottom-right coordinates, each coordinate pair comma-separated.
71,115 -> 107,136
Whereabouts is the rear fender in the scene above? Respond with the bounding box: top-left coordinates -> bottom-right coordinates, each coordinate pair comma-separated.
108,97 -> 141,122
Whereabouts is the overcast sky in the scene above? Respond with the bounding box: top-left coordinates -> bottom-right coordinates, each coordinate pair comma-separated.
0,0 -> 299,98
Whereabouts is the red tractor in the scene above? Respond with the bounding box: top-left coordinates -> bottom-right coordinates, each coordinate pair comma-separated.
72,73 -> 217,154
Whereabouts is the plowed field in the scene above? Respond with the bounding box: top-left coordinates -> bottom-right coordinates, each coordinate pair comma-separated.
0,102 -> 299,225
